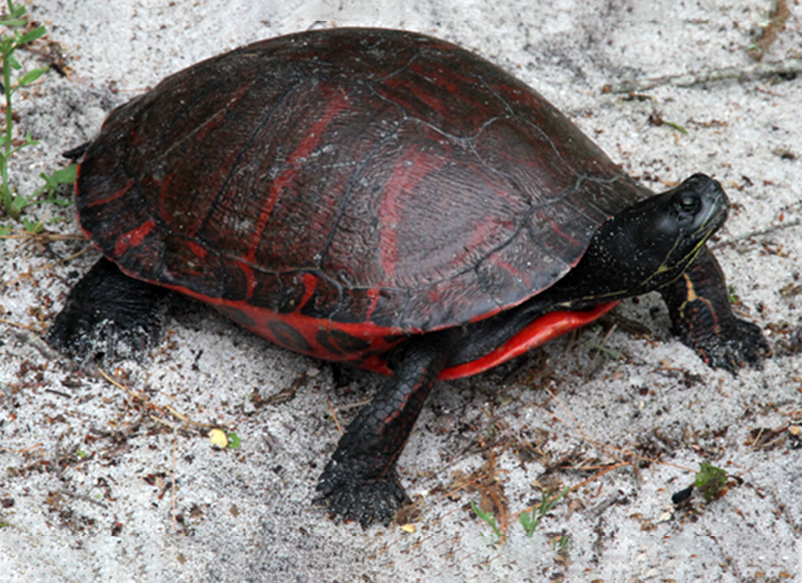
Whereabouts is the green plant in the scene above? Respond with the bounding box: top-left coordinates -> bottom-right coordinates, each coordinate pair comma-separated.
519,486 -> 569,536
470,500 -> 505,541
553,533 -> 570,553
695,461 -> 728,501
471,486 -> 570,542
226,431 -> 241,449
0,0 -> 74,227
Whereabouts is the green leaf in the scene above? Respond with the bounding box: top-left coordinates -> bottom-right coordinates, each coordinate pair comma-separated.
18,66 -> 47,86
0,19 -> 27,27
8,193 -> 33,217
553,534 -> 570,553
519,487 -> 569,536
663,120 -> 688,135
32,165 -> 77,209
226,432 -> 241,449
10,2 -> 27,18
519,510 -> 537,536
17,25 -> 47,45
8,52 -> 21,70
470,500 -> 503,539
44,164 -> 77,186
10,137 -> 40,156
47,197 -> 73,208
694,462 -> 727,501
470,500 -> 492,522
544,486 -> 569,512
22,217 -> 43,234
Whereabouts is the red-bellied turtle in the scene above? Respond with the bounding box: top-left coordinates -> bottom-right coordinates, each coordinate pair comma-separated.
48,28 -> 768,527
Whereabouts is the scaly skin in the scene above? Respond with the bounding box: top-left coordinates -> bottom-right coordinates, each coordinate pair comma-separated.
659,247 -> 770,372
315,329 -> 460,526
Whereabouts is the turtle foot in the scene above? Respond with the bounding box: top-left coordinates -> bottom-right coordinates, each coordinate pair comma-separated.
47,257 -> 169,364
683,316 -> 770,374
659,247 -> 770,374
315,459 -> 410,528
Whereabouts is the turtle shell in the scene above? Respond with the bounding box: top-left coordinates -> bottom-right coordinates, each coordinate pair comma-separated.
75,28 -> 647,371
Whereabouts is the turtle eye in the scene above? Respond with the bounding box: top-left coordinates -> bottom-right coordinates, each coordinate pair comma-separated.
678,195 -> 699,214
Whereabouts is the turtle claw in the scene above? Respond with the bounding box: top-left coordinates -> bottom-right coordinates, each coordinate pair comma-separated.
315,460 -> 409,528
666,297 -> 770,374
684,317 -> 770,374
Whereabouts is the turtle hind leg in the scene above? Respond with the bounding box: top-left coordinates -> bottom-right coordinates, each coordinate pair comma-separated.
47,257 -> 170,364
315,329 -> 459,527
659,247 -> 770,373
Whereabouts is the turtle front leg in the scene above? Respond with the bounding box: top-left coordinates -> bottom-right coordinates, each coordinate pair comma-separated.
47,257 -> 170,363
315,330 -> 459,527
659,247 -> 769,373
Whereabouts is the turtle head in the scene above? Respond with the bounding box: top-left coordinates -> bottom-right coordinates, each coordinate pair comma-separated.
624,173 -> 728,286
557,173 -> 729,304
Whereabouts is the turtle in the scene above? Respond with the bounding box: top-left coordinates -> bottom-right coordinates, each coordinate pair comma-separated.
47,28 -> 769,527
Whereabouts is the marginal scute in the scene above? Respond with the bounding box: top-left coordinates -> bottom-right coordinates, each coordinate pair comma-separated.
267,320 -> 313,354
301,273 -> 343,319
316,328 -> 372,354
215,304 -> 256,328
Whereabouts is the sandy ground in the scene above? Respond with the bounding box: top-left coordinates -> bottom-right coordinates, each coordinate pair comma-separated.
1,1 -> 801,582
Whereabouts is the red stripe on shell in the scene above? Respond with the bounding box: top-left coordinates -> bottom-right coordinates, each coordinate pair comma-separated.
244,91 -> 351,264
84,178 -> 135,208
109,258 -> 616,380
296,272 -> 318,310
378,144 -> 446,279
155,280 -> 409,363
113,219 -> 157,258
551,220 -> 581,252
364,287 -> 381,321
234,259 -> 257,299
187,240 -> 208,259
